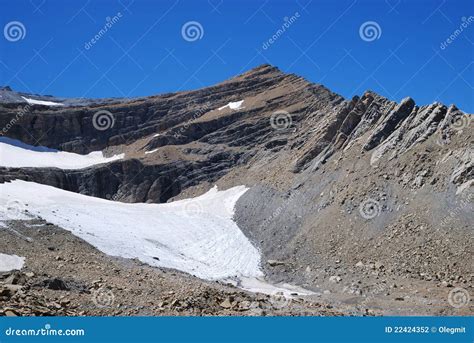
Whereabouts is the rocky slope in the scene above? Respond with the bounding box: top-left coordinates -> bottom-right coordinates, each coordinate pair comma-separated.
0,219 -> 345,317
0,64 -> 472,315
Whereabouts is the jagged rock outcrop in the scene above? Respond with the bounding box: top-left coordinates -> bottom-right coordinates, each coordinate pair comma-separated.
363,96 -> 416,151
450,148 -> 474,194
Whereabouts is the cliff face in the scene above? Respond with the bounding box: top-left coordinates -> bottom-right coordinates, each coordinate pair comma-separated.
0,65 -> 323,153
0,65 -> 338,201
0,64 -> 471,204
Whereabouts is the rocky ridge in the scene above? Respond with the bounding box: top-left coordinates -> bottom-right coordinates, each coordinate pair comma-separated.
0,65 -> 471,203
0,64 -> 472,316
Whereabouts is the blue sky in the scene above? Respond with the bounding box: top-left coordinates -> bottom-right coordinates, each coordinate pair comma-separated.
1,0 -> 473,112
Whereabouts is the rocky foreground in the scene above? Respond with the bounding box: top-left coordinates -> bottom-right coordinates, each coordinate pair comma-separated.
2,218 -> 471,317
1,218 -> 470,316
0,219 -> 344,317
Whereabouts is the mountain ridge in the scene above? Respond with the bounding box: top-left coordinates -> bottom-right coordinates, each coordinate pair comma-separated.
1,64 -> 468,114
0,64 -> 472,316
0,64 -> 471,204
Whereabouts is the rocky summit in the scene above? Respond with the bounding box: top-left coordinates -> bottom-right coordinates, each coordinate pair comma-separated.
0,64 -> 472,316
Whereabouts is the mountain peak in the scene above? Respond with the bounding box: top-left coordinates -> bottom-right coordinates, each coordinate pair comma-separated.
247,63 -> 281,74
229,64 -> 283,82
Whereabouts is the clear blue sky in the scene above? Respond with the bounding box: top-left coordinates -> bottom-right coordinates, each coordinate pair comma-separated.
1,0 -> 473,112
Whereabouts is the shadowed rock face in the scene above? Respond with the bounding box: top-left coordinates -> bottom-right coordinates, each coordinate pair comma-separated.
0,160 -> 182,203
0,64 -> 472,205
0,65 -> 314,153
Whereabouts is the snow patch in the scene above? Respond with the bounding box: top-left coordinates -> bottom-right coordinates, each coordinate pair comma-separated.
228,277 -> 315,297
218,100 -> 244,111
145,149 -> 158,155
22,96 -> 64,107
0,253 -> 25,272
0,181 -> 262,281
0,137 -> 124,169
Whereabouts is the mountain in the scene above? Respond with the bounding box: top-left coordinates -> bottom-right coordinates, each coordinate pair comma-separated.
0,65 -> 472,316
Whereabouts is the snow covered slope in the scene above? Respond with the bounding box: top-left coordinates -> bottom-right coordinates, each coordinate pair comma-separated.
21,96 -> 64,107
0,138 -> 123,169
0,180 -> 262,280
